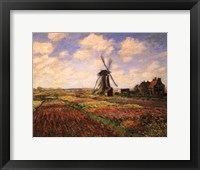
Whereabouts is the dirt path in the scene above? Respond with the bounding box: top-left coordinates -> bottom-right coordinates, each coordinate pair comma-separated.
33,99 -> 118,137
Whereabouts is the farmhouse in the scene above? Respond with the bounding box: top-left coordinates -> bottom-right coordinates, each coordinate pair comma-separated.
133,77 -> 166,96
148,77 -> 165,95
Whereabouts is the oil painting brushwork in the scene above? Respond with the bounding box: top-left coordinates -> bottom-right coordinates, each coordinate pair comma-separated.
33,33 -> 167,137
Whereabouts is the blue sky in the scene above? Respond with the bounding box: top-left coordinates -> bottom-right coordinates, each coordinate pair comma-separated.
33,32 -> 167,89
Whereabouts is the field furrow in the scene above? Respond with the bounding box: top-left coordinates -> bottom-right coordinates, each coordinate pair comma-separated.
33,90 -> 167,137
33,99 -> 118,137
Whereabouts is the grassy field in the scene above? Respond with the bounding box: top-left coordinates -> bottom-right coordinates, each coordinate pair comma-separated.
33,89 -> 167,137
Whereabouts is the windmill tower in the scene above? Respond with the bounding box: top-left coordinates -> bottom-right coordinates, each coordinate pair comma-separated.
93,55 -> 118,96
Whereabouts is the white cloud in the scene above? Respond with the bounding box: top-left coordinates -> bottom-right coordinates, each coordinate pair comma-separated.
33,54 -> 74,88
48,33 -> 68,41
91,59 -> 105,70
79,33 -> 114,55
33,52 -> 105,89
33,34 -> 166,89
33,42 -> 54,55
58,51 -> 68,59
111,70 -> 130,88
73,49 -> 92,60
122,56 -> 132,62
33,56 -> 166,89
146,61 -> 161,71
72,71 -> 95,88
118,37 -> 146,62
110,61 -> 166,89
142,61 -> 166,83
90,58 -> 118,73
130,61 -> 167,87
73,33 -> 114,61
112,63 -> 120,70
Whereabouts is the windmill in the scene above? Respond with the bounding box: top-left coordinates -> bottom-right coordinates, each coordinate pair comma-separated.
93,54 -> 118,96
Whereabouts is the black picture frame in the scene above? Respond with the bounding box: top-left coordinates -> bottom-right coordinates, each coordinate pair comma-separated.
0,0 -> 199,169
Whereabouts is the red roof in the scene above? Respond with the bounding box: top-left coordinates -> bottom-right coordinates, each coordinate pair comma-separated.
148,79 -> 157,89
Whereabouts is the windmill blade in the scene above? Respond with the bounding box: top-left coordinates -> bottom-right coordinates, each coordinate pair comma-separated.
93,76 -> 101,91
98,77 -> 103,88
109,73 -> 118,87
107,59 -> 112,70
101,54 -> 109,71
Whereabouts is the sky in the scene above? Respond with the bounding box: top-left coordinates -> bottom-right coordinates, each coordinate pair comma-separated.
33,32 -> 167,89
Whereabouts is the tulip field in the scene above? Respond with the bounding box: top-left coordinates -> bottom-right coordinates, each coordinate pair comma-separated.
33,89 -> 167,137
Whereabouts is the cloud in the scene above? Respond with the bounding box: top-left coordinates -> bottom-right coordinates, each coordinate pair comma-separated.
110,60 -> 166,89
72,71 -> 95,88
33,33 -> 167,89
33,51 -> 103,89
48,33 -> 68,41
91,59 -> 105,70
143,50 -> 167,60
111,70 -> 130,88
129,61 -> 167,86
79,33 -> 114,54
72,33 -> 114,60
73,33 -> 114,60
118,37 -> 146,62
144,33 -> 167,50
33,57 -> 166,89
158,51 -> 167,57
73,49 -> 92,60
33,42 -> 54,55
146,61 -> 161,71
90,58 -> 119,73
33,54 -> 75,88
112,64 -> 120,70
58,51 -> 68,59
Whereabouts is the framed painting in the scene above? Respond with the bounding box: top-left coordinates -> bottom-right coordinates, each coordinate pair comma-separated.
0,0 -> 199,169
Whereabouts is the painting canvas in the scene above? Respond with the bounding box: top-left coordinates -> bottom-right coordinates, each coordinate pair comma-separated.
33,33 -> 167,137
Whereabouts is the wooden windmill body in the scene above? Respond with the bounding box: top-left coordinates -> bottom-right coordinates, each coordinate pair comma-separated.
93,55 -> 118,96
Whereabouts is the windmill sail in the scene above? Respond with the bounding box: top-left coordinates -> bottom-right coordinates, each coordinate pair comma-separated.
109,74 -> 118,87
93,76 -> 101,91
101,55 -> 109,71
107,59 -> 112,70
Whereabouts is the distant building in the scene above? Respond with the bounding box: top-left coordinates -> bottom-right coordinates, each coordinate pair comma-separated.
133,77 -> 166,96
133,85 -> 140,94
148,77 -> 165,95
139,81 -> 150,95
121,88 -> 130,97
